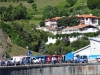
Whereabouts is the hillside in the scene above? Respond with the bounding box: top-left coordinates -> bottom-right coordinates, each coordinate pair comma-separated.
0,0 -> 97,58
34,0 -> 65,10
0,29 -> 41,58
0,0 -> 64,9
10,43 -> 41,56
73,0 -> 87,8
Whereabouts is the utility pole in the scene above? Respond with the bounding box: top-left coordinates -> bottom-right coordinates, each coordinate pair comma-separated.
26,46 -> 28,56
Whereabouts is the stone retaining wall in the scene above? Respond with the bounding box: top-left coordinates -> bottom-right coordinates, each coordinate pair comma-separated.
0,63 -> 100,75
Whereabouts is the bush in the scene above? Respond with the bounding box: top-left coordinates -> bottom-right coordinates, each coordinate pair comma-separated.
5,52 -> 11,58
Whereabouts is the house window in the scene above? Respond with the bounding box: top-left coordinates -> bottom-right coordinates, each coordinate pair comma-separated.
69,30 -> 72,31
65,30 -> 68,32
86,18 -> 88,20
82,18 -> 84,20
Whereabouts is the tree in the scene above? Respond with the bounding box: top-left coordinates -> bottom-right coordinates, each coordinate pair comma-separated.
42,6 -> 59,20
57,8 -> 69,17
39,41 -> 47,54
1,4 -> 27,21
0,6 -> 6,14
57,1 -> 70,8
27,0 -> 34,3
70,36 -> 90,51
32,3 -> 37,11
91,9 -> 100,16
12,4 -> 27,20
57,17 -> 79,27
1,5 -> 14,21
62,37 -> 70,46
39,21 -> 45,27
87,0 -> 100,9
66,0 -> 77,7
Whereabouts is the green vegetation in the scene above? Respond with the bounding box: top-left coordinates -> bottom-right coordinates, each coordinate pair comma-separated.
66,0 -> 77,7
57,17 -> 79,27
87,0 -> 100,9
0,0 -> 99,57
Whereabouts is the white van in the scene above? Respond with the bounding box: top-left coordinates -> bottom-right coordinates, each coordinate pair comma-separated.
9,55 -> 24,65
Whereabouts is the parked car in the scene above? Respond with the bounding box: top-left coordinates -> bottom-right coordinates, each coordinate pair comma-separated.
8,55 -> 24,65
52,54 -> 62,63
31,57 -> 39,64
88,55 -> 100,63
96,56 -> 100,62
80,55 -> 88,63
45,55 -> 52,63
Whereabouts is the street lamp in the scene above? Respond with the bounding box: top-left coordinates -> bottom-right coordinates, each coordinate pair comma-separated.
26,46 -> 28,56
26,46 -> 28,50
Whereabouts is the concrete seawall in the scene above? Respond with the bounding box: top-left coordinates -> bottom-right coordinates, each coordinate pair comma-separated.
0,63 -> 100,75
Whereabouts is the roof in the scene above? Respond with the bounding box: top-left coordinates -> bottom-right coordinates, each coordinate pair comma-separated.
77,14 -> 98,18
89,38 -> 100,42
73,45 -> 91,54
44,19 -> 50,22
64,24 -> 97,30
46,27 -> 57,31
44,17 -> 62,22
51,17 -> 62,20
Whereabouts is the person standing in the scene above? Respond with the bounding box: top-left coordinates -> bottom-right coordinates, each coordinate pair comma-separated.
14,58 -> 16,66
0,59 -> 1,66
39,58 -> 42,64
51,56 -> 55,65
42,58 -> 44,64
29,57 -> 32,65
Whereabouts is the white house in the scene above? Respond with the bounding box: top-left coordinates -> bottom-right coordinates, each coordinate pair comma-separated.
37,14 -> 99,35
62,24 -> 99,34
44,14 -> 98,28
74,38 -> 100,62
44,17 -> 62,28
36,26 -> 58,35
77,14 -> 98,26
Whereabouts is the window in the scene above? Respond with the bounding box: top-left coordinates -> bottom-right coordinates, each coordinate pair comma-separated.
86,18 -> 88,20
81,56 -> 87,59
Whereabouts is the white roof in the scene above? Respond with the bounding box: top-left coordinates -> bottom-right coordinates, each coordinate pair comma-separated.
89,38 -> 100,42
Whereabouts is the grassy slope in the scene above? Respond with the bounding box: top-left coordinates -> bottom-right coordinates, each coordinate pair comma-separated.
0,0 -> 65,9
9,43 -> 41,57
0,1 -> 32,8
34,0 -> 65,10
0,0 -> 89,56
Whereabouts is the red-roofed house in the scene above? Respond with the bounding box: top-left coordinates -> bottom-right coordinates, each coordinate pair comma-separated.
44,14 -> 98,28
61,14 -> 99,34
62,24 -> 99,34
44,17 -> 62,28
36,26 -> 58,35
42,14 -> 99,34
77,14 -> 98,26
